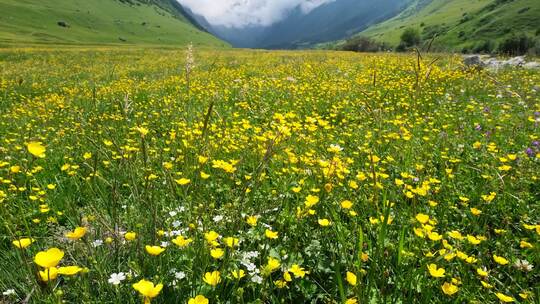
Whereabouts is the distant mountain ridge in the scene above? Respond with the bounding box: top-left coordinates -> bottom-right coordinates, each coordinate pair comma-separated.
343,0 -> 540,52
185,0 -> 411,49
0,0 -> 228,46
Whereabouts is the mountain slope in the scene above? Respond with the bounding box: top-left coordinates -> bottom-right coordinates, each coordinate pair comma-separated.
190,0 -> 411,49
358,0 -> 540,51
0,0 -> 228,47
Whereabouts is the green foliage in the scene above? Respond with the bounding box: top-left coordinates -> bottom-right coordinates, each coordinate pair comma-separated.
397,28 -> 421,51
358,0 -> 540,53
498,33 -> 536,55
0,0 -> 228,47
339,37 -> 389,52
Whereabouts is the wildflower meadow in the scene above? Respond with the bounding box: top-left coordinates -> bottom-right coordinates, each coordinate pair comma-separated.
0,47 -> 539,303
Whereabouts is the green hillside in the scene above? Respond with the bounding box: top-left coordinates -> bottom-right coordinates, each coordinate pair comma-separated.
0,0 -> 228,47
359,0 -> 540,51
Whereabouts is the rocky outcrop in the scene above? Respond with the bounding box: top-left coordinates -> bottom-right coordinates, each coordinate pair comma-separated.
463,55 -> 539,70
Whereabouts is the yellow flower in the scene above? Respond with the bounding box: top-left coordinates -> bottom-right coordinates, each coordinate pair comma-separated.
427,231 -> 442,241
66,227 -> 87,240
124,232 -> 137,241
203,271 -> 221,286
476,268 -> 488,277
340,200 -> 353,209
175,178 -> 191,185
304,195 -> 319,208
133,279 -> 163,303
34,248 -> 64,268
519,240 -> 533,248
135,127 -> 149,137
470,207 -> 482,216
231,269 -> 246,279
83,152 -> 92,160
172,235 -> 193,247
264,257 -> 281,274
427,264 -> 445,278
246,215 -> 258,227
346,271 -> 357,286
27,142 -> 46,158
274,279 -> 287,288
289,264 -> 307,278
493,255 -> 509,265
495,292 -> 514,302
38,267 -> 58,282
200,172 -> 210,179
204,231 -> 220,243
224,237 -> 239,248
145,245 -> 165,256
57,266 -> 83,275
188,295 -> 209,304
265,229 -> 278,239
345,299 -> 358,304
318,218 -> 331,227
12,238 -> 34,249
415,213 -> 429,224
441,282 -> 459,296
210,248 -> 224,259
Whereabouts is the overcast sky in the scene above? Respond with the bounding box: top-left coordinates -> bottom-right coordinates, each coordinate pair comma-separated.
177,0 -> 336,28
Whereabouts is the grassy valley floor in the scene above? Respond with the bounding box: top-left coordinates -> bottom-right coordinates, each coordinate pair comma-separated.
0,47 -> 539,303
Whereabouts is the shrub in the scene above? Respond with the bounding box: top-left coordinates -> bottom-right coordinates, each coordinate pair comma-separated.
498,33 -> 535,55
340,37 -> 387,52
400,28 -> 422,49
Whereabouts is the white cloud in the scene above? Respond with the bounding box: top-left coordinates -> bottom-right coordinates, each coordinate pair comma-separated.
177,0 -> 335,28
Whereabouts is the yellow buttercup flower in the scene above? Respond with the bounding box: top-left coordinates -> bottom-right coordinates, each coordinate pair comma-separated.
441,282 -> 459,296
304,195 -> 319,208
231,269 -> 246,279
210,247 -> 224,259
27,141 -> 46,158
175,178 -> 191,185
132,279 -> 163,304
346,271 -> 357,286
145,245 -> 165,256
289,264 -> 307,278
340,200 -> 353,209
246,215 -> 258,226
415,213 -> 429,224
34,248 -> 64,268
203,271 -> 221,286
265,229 -> 278,239
427,264 -> 445,278
493,254 -> 509,265
57,266 -> 83,275
318,218 -> 331,227
124,231 -> 137,241
172,235 -> 193,247
38,267 -> 58,282
12,238 -> 34,249
66,227 -> 87,240
188,295 -> 209,304
495,292 -> 514,302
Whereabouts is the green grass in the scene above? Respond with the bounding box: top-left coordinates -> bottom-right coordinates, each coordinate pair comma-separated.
358,0 -> 540,50
0,0 -> 229,47
0,47 -> 539,303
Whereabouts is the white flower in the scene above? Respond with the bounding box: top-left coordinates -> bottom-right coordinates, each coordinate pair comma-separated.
175,271 -> 186,280
2,289 -> 16,296
514,259 -> 534,272
172,220 -> 182,228
169,211 -> 178,217
251,275 -> 263,284
108,272 -> 126,285
213,215 -> 223,222
161,241 -> 169,248
92,240 -> 103,247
